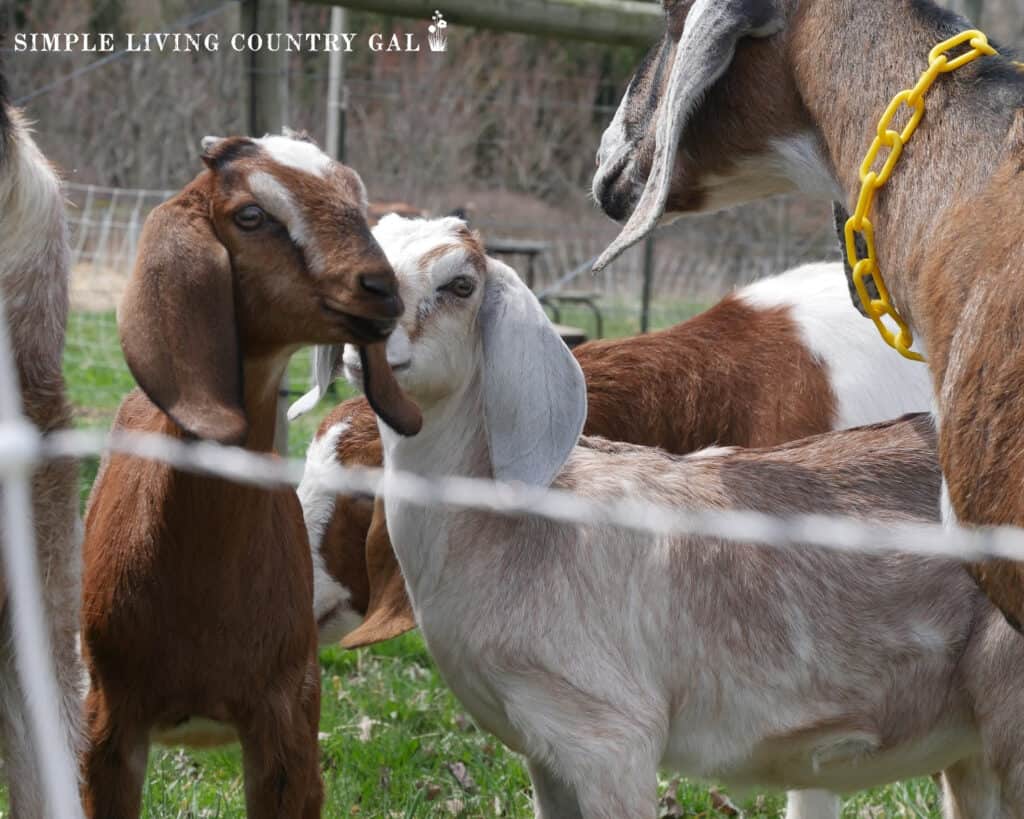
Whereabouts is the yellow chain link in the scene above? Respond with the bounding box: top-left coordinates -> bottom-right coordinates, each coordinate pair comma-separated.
844,29 -> 1018,363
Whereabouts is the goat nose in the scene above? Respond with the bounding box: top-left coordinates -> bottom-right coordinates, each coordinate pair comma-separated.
359,272 -> 398,300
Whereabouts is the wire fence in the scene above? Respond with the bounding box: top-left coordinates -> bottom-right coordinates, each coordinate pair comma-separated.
4,1 -> 1021,813
14,318 -> 1024,813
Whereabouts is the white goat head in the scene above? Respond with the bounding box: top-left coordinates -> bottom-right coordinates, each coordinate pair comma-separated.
343,214 -> 587,487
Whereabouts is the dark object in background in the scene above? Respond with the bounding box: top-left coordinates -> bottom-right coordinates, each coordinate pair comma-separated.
833,201 -> 879,319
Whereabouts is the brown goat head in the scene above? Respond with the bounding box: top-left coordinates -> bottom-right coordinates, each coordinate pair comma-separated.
119,134 -> 422,444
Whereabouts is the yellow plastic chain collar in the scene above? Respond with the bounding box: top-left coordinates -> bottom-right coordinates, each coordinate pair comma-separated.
844,30 -> 1021,363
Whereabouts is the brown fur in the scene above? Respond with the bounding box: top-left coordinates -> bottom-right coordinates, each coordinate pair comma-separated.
313,293 -> 836,647
576,296 -> 834,450
603,0 -> 1024,626
793,1 -> 1024,627
80,137 -> 406,817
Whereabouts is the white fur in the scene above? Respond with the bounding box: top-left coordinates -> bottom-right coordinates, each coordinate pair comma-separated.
769,133 -> 845,202
255,134 -> 332,177
297,422 -> 364,646
738,263 -> 932,429
0,118 -> 70,381
941,479 -> 958,529
299,422 -> 350,552
247,171 -> 325,275
695,134 -> 842,213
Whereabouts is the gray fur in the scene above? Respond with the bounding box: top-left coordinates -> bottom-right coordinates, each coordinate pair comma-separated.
479,264 -> 587,487
0,99 -> 83,815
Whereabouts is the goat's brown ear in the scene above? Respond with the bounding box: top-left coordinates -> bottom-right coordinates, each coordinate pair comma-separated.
119,187 -> 247,445
340,496 -> 416,649
360,344 -> 423,437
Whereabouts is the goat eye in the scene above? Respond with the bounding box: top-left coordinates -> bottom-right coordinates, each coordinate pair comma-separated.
234,205 -> 265,231
440,276 -> 476,298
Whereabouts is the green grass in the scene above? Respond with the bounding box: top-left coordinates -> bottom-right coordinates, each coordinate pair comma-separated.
43,308 -> 946,817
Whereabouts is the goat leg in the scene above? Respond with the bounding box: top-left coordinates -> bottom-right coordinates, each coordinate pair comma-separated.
238,658 -> 323,819
81,687 -> 149,819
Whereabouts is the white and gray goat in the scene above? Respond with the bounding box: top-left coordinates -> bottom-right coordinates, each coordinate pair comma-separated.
346,214 -> 1024,819
0,71 -> 83,815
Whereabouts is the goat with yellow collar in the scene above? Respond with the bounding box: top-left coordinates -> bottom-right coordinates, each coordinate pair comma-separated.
594,0 -> 1024,642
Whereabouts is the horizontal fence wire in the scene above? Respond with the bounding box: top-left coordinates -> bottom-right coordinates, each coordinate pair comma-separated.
7,421 -> 1020,567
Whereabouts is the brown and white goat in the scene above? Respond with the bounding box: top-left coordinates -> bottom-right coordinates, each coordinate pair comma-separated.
80,133 -> 419,818
0,72 -> 83,817
592,0 -> 1024,626
348,214 -> 1024,819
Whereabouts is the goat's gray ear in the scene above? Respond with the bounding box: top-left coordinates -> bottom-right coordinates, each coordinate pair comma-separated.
119,184 -> 247,445
480,261 -> 587,487
289,345 -> 343,420
595,0 -> 782,270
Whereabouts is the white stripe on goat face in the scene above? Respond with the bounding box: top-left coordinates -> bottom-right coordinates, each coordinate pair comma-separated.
246,170 -> 327,276
255,134 -> 369,214
255,135 -> 332,178
253,133 -> 370,213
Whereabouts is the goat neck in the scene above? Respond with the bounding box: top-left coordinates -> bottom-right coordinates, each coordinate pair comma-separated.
239,350 -> 294,453
377,366 -> 490,600
791,0 -> 1024,329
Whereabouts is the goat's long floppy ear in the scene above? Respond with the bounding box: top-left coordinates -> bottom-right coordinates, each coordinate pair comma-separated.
594,0 -> 782,271
340,497 -> 416,649
119,189 -> 247,445
480,261 -> 587,487
289,345 -> 343,420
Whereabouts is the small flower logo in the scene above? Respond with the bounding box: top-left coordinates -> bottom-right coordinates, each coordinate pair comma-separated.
428,10 -> 448,52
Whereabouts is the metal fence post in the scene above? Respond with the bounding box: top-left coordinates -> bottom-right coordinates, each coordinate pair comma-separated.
326,7 -> 349,163
640,235 -> 655,334
242,0 -> 292,454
